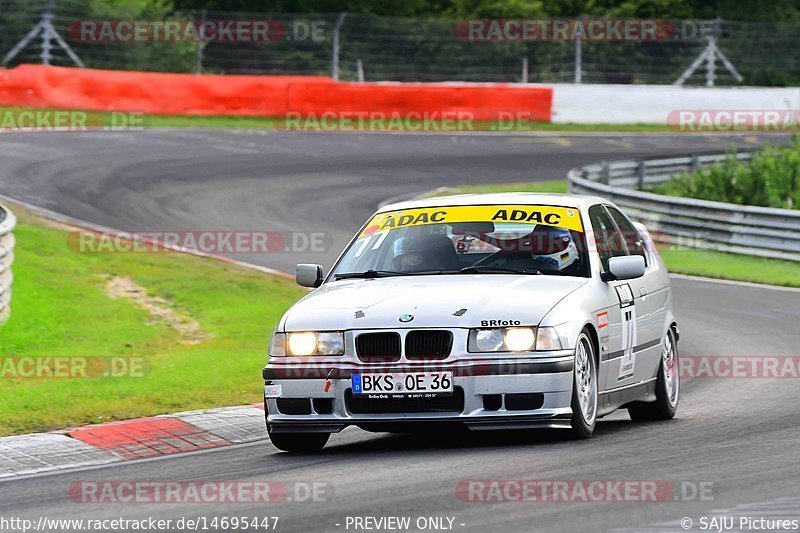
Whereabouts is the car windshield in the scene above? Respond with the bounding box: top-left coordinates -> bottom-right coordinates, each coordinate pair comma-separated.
331,204 -> 590,279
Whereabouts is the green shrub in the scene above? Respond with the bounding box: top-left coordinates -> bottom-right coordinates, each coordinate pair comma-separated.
652,141 -> 800,210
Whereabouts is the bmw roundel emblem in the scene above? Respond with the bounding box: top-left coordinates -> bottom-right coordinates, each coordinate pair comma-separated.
399,314 -> 414,323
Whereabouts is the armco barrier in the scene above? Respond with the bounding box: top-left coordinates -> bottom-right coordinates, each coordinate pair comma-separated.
0,65 -> 553,121
568,151 -> 800,262
0,204 -> 16,324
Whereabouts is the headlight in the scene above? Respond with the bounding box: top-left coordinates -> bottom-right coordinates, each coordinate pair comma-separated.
504,327 -> 536,351
269,332 -> 286,357
277,331 -> 345,356
475,329 -> 504,352
534,327 -> 563,351
316,332 -> 345,355
288,332 -> 318,355
468,327 -> 562,353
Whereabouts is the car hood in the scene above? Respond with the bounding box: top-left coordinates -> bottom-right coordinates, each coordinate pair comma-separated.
282,275 -> 589,331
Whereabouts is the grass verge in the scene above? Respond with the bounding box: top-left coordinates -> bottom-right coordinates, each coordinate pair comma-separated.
0,204 -> 306,436
435,180 -> 800,288
430,180 -> 569,196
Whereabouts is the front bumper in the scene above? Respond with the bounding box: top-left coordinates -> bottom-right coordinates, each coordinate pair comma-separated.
263,353 -> 575,433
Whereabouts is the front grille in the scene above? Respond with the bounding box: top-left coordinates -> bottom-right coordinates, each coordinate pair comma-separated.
345,387 -> 464,414
405,330 -> 453,360
356,332 -> 401,362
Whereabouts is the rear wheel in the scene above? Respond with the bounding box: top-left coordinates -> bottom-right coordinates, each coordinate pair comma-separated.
268,430 -> 330,452
628,328 -> 679,421
569,331 -> 598,439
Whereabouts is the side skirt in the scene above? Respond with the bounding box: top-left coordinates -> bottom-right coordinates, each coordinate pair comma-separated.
597,378 -> 657,417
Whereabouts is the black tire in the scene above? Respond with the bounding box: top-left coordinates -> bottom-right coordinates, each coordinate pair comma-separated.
569,330 -> 598,439
268,430 -> 330,452
628,328 -> 679,422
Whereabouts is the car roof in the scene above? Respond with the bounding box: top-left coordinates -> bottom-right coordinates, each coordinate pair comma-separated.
378,192 -> 609,213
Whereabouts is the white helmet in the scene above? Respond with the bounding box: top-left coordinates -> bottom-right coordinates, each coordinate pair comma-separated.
527,226 -> 579,271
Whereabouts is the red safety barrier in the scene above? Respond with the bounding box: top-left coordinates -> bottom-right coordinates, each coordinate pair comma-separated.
0,65 -> 552,121
287,81 -> 552,122
0,65 -> 330,116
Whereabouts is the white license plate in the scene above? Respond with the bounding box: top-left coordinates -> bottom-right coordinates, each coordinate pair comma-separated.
352,372 -> 453,396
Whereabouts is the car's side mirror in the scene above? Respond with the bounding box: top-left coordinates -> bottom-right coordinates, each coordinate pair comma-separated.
602,256 -> 646,282
296,263 -> 324,288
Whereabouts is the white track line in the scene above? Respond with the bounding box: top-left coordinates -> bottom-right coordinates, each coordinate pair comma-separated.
670,273 -> 800,293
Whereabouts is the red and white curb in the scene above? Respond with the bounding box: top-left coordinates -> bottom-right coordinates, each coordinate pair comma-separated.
0,198 -> 284,480
0,404 -> 267,479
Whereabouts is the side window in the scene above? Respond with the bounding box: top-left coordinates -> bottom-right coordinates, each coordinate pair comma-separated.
606,206 -> 648,266
588,205 -> 626,272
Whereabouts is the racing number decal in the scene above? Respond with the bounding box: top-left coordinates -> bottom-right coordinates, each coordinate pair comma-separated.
616,284 -> 637,381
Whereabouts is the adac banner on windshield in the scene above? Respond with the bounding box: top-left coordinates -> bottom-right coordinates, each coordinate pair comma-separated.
361,205 -> 583,236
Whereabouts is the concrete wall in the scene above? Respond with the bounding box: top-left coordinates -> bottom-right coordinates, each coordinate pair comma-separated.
549,84 -> 800,124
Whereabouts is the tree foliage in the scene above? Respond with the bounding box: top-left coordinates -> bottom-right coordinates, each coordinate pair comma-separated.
168,0 -> 800,21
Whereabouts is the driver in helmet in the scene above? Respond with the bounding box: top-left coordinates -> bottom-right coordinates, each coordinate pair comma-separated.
392,232 -> 461,273
494,224 -> 580,272
527,225 -> 580,271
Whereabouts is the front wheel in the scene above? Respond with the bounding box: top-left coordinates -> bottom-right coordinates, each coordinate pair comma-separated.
628,328 -> 679,421
268,430 -> 330,452
569,330 -> 598,439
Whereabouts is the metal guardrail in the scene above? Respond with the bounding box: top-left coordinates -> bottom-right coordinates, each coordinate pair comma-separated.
568,151 -> 800,262
0,203 -> 17,323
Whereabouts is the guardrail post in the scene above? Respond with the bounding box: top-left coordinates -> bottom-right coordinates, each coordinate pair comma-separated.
331,13 -> 347,81
194,9 -> 207,74
690,154 -> 699,172
600,163 -> 610,185
637,160 -> 646,190
356,59 -> 365,82
0,204 -> 17,324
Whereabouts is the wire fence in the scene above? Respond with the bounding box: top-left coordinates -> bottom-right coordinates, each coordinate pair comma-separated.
1,0 -> 799,85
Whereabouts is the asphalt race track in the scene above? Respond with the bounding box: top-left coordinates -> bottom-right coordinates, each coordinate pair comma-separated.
0,130 -> 790,273
1,130 -> 799,532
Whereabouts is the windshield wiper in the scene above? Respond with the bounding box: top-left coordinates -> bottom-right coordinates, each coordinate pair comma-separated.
334,269 -> 452,280
334,270 -> 406,280
459,265 -> 542,275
